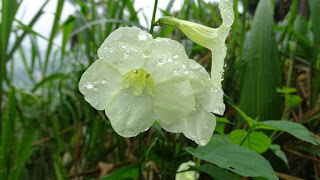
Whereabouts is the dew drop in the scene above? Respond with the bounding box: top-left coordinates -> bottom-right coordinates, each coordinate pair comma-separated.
182,65 -> 187,69
138,33 -> 147,40
212,88 -> 218,92
199,140 -> 207,146
184,71 -> 189,75
173,54 -> 179,59
85,82 -> 94,89
167,57 -> 173,62
224,63 -> 227,67
157,57 -> 165,65
101,78 -> 107,84
173,69 -> 180,75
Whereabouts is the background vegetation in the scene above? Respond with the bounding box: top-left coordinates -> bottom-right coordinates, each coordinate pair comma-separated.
0,0 -> 319,179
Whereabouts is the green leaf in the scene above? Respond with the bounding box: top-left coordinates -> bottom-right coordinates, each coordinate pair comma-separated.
192,164 -> 242,180
269,144 -> 289,168
99,164 -> 138,180
257,120 -> 317,145
239,0 -> 282,120
229,130 -> 271,153
186,137 -> 278,180
285,94 -> 302,108
276,87 -> 297,94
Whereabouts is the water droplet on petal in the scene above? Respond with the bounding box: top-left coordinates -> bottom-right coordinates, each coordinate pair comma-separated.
85,82 -> 94,89
157,57 -> 165,65
173,68 -> 180,75
167,57 -> 173,62
184,71 -> 189,74
173,54 -> 179,59
101,78 -> 107,84
199,140 -> 207,146
224,63 -> 227,67
212,88 -> 218,92
138,33 -> 147,40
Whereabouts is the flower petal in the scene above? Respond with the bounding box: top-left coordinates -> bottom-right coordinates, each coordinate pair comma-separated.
163,107 -> 216,146
153,79 -> 195,131
182,108 -> 216,146
188,60 -> 225,115
98,27 -> 153,74
143,38 -> 191,83
105,89 -> 155,137
79,59 -> 122,110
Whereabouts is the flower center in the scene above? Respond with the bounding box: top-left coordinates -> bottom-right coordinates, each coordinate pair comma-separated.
122,68 -> 154,96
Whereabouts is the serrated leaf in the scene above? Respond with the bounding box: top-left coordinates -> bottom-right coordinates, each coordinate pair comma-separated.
257,120 -> 317,145
229,130 -> 271,153
186,137 -> 278,180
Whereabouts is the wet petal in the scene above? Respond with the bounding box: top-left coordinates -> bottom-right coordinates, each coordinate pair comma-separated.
188,60 -> 225,115
98,27 -> 153,74
144,38 -> 191,83
182,108 -> 216,146
105,89 -> 155,137
163,107 -> 216,146
153,79 -> 195,130
79,59 -> 122,110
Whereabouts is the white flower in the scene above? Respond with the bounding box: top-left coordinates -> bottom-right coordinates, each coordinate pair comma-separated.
157,0 -> 234,90
79,26 -> 224,146
175,161 -> 199,180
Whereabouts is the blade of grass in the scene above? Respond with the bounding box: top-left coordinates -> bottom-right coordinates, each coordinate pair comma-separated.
31,73 -> 68,92
43,0 -> 64,77
309,0 -> 320,107
0,86 -> 16,180
18,46 -> 35,83
7,0 -> 49,62
9,123 -> 35,180
0,0 -> 19,120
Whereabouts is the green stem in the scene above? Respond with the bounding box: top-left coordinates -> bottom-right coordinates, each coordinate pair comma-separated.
138,133 -> 143,180
149,0 -> 159,35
